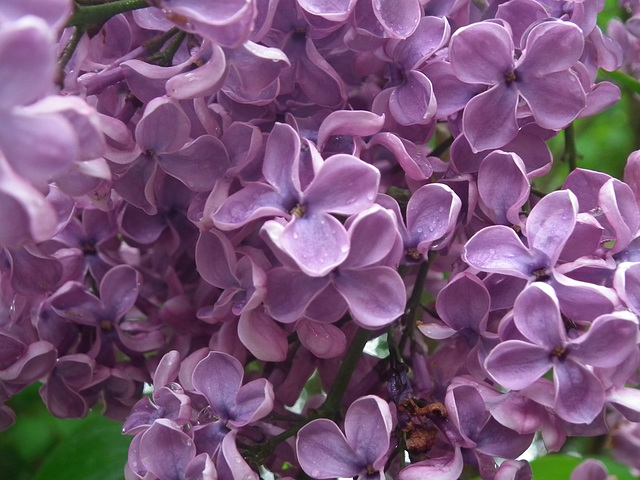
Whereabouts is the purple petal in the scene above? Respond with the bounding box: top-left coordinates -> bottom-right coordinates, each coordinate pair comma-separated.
0,17 -> 55,109
406,183 -> 461,252
518,21 -> 584,76
238,310 -> 288,362
297,319 -> 347,359
139,420 -> 195,480
297,0 -> 357,21
343,205 -> 399,269
525,190 -> 578,264
554,359 -> 605,424
599,178 -> 640,254
166,44 -> 227,100
303,154 -> 380,215
159,135 -> 228,192
135,97 -> 191,153
344,395 -> 392,467
0,157 -> 58,245
264,214 -> 350,277
436,272 -> 490,332
390,15 -> 450,70
229,378 -> 274,428
568,313 -> 639,368
372,0 -> 421,38
397,447 -> 464,480
297,419 -> 361,478
517,71 -> 586,130
463,84 -> 519,152
333,266 -> 406,329
569,459 -> 609,480
463,226 -> 536,279
317,110 -> 384,151
485,341 -> 551,390
513,283 -> 565,348
213,182 -> 287,230
389,71 -> 437,126
100,265 -> 141,320
192,352 -> 243,420
477,150 -> 529,225
262,123 -> 300,196
216,431 -> 258,479
195,230 -> 237,289
264,267 -> 330,323
450,22 -> 514,85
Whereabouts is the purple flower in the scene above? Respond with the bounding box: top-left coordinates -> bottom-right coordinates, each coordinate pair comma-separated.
449,20 -> 586,151
214,122 -> 380,276
296,395 -> 392,479
484,282 -> 639,424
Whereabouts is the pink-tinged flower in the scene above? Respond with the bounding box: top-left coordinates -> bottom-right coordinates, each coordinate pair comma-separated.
449,20 -> 586,152
214,123 -> 380,277
485,283 -> 639,424
191,351 -> 274,429
265,205 -> 405,329
296,395 -> 392,479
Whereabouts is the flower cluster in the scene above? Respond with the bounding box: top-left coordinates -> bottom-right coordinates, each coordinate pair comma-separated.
2,0 -> 640,479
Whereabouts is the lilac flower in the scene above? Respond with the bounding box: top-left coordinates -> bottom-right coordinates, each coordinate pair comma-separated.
214,122 -> 380,276
296,395 -> 392,479
191,350 -> 274,429
265,205 -> 405,329
449,20 -> 586,151
484,282 -> 639,424
463,189 -> 619,320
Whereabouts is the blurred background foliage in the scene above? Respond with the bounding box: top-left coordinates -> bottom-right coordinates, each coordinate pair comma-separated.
2,1 -> 640,480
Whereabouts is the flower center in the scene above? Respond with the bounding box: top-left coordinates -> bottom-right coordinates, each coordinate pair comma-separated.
291,204 -> 307,218
504,71 -> 517,83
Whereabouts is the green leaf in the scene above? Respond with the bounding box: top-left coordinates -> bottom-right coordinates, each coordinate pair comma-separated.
31,412 -> 131,480
530,454 -> 636,480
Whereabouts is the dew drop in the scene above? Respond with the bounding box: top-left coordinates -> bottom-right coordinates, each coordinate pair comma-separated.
340,245 -> 349,253
293,232 -> 299,239
489,248 -> 496,255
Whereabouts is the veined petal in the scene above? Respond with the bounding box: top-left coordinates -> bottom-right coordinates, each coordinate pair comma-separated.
397,447 -> 464,480
450,22 -> 514,85
264,267 -> 330,324
269,213 -> 350,277
463,226 -> 536,279
525,190 -> 578,265
554,359 -> 605,424
462,84 -> 519,153
343,205 -> 398,269
192,352 -> 244,420
229,378 -> 274,428
372,0 -> 421,39
333,266 -> 405,329
436,272 -> 490,332
135,97 -> 190,153
297,0 -> 357,21
389,71 -> 437,126
518,21 -> 584,76
303,154 -> 380,216
213,183 -> 288,230
513,283 -> 565,348
568,313 -> 639,368
344,396 -> 392,467
477,150 -> 529,226
485,341 -> 551,390
297,419 -> 362,479
517,70 -> 586,130
139,419 -> 195,480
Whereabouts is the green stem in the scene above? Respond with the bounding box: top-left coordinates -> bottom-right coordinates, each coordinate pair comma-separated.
58,26 -> 85,71
561,123 -> 578,172
398,258 -> 432,354
146,31 -> 187,66
320,327 -> 371,420
431,135 -> 454,159
68,0 -> 150,29
599,69 -> 640,96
